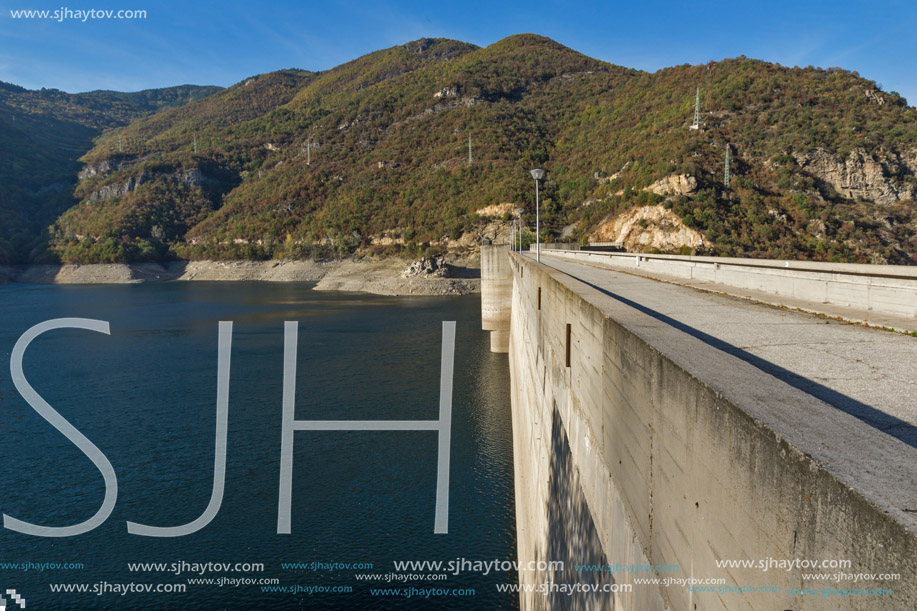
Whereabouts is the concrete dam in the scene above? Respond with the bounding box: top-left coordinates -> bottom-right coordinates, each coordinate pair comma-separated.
480,245 -> 917,610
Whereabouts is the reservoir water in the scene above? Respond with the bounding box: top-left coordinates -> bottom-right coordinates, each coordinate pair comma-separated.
0,282 -> 517,609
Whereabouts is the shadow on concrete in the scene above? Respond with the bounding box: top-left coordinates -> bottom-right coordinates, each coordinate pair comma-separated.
535,406 -> 617,610
563,271 -> 917,448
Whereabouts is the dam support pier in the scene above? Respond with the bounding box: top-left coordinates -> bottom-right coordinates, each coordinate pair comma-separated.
480,244 -> 513,353
484,249 -> 917,610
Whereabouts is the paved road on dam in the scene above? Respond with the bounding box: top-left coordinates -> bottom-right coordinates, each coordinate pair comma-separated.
533,252 -> 917,448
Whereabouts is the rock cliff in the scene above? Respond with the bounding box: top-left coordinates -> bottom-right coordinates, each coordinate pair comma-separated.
794,148 -> 916,206
643,173 -> 698,197
589,205 -> 703,253
85,166 -> 221,202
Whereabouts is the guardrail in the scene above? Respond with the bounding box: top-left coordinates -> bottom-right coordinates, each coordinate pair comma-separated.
541,250 -> 917,320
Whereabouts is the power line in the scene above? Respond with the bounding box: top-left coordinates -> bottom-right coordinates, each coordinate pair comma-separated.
690,87 -> 701,130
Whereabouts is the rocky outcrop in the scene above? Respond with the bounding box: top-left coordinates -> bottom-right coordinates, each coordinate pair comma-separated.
599,161 -> 631,183
863,88 -> 886,105
589,204 -> 703,252
643,173 -> 697,197
433,86 -> 457,98
793,148 -> 916,206
78,158 -> 128,181
369,231 -> 406,247
86,166 -> 219,202
402,255 -> 449,278
475,202 -> 517,218
77,153 -> 163,181
398,96 -> 481,127
87,173 -> 146,201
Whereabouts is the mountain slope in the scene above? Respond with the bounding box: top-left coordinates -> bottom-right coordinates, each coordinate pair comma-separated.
38,35 -> 917,264
0,82 -> 220,262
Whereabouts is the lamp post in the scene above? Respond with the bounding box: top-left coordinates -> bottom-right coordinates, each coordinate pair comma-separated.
515,207 -> 525,252
530,169 -> 545,261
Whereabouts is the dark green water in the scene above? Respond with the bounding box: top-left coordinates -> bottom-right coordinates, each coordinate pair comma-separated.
0,282 -> 517,610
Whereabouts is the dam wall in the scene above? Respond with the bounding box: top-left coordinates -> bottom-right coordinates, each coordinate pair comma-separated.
501,251 -> 917,610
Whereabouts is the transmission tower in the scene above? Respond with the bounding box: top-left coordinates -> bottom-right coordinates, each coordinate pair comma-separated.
193,135 -> 198,154
690,87 -> 701,130
724,144 -> 731,190
468,135 -> 472,165
119,136 -> 123,153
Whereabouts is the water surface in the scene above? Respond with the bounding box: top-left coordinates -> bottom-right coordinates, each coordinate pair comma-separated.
0,282 -> 517,609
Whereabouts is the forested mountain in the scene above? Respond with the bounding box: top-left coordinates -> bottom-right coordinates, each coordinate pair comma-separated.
0,82 -> 220,262
8,34 -> 917,264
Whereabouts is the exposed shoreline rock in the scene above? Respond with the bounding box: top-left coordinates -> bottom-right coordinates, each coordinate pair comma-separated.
0,258 -> 480,296
401,255 -> 449,278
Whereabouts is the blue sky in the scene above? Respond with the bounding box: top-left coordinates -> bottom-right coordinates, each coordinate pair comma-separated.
1,0 -> 915,104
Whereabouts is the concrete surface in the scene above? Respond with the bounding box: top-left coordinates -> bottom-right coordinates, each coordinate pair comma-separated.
540,254 -> 917,446
502,250 -> 917,610
481,245 -> 513,352
543,250 -> 917,330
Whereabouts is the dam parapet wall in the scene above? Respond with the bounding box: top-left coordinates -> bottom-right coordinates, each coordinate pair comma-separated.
544,250 -> 917,323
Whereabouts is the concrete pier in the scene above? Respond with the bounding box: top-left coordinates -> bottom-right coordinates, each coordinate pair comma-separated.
480,244 -> 513,352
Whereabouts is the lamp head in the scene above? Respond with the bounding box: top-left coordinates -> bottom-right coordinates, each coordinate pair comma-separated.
530,168 -> 545,180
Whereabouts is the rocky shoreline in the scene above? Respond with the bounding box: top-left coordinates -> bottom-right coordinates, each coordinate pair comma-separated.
0,258 -> 480,297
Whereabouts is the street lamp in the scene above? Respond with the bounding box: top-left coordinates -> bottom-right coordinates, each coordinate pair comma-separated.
530,169 -> 545,261
515,207 -> 525,252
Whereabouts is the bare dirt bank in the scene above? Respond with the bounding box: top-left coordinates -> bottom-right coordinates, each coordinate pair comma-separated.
313,259 -> 479,296
0,259 -> 480,296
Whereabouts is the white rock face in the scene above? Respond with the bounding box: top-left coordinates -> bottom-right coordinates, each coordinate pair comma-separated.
589,204 -> 703,252
643,174 -> 698,197
475,203 -> 518,218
